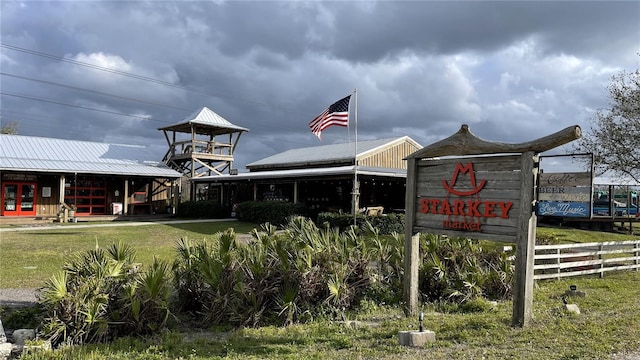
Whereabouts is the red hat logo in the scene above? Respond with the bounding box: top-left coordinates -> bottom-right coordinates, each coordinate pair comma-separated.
442,162 -> 486,196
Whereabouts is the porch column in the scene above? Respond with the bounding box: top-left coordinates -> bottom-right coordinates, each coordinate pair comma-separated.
123,179 -> 129,215
59,175 -> 65,206
293,181 -> 298,204
171,179 -> 177,214
253,182 -> 257,201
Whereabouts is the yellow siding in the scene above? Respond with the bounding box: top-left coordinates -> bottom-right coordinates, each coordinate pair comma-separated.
359,141 -> 420,169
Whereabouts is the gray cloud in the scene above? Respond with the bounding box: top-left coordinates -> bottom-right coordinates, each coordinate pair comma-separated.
1,0 -> 638,170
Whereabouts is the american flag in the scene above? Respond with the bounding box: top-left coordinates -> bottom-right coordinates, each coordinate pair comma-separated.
309,95 -> 351,139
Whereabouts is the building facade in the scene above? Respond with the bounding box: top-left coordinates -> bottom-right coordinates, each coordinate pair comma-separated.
192,136 -> 421,215
0,134 -> 182,219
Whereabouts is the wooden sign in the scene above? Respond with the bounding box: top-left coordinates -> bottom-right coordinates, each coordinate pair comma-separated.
537,171 -> 592,216
414,155 -> 522,243
2,173 -> 37,181
538,186 -> 591,202
404,124 -> 582,328
539,172 -> 591,187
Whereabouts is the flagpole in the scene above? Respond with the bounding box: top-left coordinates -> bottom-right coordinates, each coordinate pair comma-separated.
353,88 -> 359,225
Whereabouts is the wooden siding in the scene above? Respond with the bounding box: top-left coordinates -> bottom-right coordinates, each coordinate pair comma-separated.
359,141 -> 420,169
1,172 -> 174,217
34,174 -> 61,216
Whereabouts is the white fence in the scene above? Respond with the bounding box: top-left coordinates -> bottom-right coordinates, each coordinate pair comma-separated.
534,240 -> 640,280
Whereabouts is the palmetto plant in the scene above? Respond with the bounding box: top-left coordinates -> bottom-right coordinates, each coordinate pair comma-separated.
419,234 -> 514,305
121,257 -> 172,333
171,217 -> 390,328
39,241 -> 173,346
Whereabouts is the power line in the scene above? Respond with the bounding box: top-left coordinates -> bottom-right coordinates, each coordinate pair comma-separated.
0,44 -> 321,149
0,43 -> 294,111
0,108 -> 315,148
1,72 -> 191,112
1,92 -> 169,123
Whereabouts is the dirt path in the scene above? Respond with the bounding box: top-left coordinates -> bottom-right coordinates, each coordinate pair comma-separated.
0,288 -> 38,308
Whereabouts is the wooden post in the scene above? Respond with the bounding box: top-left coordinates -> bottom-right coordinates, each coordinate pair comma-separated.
634,243 -> 639,271
403,157 -> 419,316
599,244 -> 604,278
512,151 -> 537,328
556,248 -> 561,280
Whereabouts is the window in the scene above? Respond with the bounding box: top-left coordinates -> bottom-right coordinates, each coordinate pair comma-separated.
65,178 -> 107,215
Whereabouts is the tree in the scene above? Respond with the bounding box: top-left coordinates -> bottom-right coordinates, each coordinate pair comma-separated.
577,69 -> 640,183
0,121 -> 19,134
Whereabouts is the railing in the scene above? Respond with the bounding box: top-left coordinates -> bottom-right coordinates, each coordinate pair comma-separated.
169,140 -> 233,157
534,240 -> 640,280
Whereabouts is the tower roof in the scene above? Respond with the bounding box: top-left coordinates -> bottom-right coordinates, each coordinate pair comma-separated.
158,107 -> 249,136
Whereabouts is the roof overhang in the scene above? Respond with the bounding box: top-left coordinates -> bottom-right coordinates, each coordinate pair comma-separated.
593,173 -> 640,186
192,165 -> 407,183
1,159 -> 182,178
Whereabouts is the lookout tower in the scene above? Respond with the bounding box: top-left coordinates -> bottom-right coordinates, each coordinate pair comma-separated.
159,107 -> 248,179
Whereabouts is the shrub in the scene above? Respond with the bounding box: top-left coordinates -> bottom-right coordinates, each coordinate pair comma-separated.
39,242 -> 173,346
235,201 -> 307,225
536,232 -> 560,245
316,212 -> 404,234
0,304 -> 43,329
177,200 -> 229,218
171,218 -> 396,328
171,218 -> 514,328
419,234 -> 514,305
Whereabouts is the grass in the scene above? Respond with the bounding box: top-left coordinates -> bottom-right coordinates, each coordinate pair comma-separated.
0,220 -> 257,288
536,224 -> 638,243
15,271 -> 640,359
2,220 -> 640,359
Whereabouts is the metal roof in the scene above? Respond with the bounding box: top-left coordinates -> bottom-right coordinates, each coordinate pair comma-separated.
158,107 -> 249,135
247,136 -> 419,169
594,173 -> 639,186
0,134 -> 182,178
193,165 -> 407,182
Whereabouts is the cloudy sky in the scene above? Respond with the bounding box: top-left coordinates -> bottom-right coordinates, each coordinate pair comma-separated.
1,1 -> 639,170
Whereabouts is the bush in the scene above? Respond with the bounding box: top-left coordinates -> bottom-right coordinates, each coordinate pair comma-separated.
39,242 -> 173,346
170,218 -> 512,328
419,234 -> 514,305
316,212 -> 404,234
177,200 -> 230,218
171,218 -> 401,328
0,304 -> 43,329
235,201 -> 307,225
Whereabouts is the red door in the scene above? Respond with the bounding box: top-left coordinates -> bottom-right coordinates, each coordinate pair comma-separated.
2,182 -> 37,216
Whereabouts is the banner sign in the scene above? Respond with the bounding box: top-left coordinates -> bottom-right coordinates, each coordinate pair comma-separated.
539,172 -> 591,187
536,171 -> 592,217
537,201 -> 590,217
538,186 -> 591,202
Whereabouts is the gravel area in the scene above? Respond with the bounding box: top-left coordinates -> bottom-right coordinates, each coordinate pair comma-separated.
611,350 -> 640,360
0,288 -> 38,308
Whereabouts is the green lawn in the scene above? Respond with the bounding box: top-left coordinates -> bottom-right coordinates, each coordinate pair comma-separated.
14,271 -> 640,360
0,220 -> 257,288
1,221 -> 637,289
2,220 -> 640,359
537,223 -> 638,243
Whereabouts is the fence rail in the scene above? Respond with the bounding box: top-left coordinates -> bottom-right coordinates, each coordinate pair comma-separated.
534,240 -> 640,280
